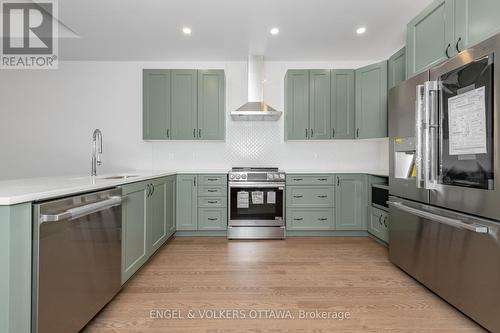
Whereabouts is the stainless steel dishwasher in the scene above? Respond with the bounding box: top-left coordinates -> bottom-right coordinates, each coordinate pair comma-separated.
32,188 -> 122,333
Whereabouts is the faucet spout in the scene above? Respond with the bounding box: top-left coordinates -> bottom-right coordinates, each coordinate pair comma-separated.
91,129 -> 103,176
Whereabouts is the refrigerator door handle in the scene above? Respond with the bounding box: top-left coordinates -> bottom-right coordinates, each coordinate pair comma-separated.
415,84 -> 425,189
423,81 -> 439,190
388,200 -> 489,234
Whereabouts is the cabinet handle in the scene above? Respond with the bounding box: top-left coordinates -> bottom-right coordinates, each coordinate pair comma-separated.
318,218 -> 328,221
207,178 -> 218,181
207,200 -> 218,204
199,129 -> 202,138
332,128 -> 335,138
445,43 -> 451,58
166,128 -> 170,138
310,128 -> 314,137
317,178 -> 328,181
293,178 -> 303,181
207,189 -> 218,193
383,216 -> 388,227
378,215 -> 382,225
208,218 -> 218,221
146,184 -> 151,197
194,177 -> 196,187
337,177 -> 340,186
193,129 -> 196,138
455,37 -> 462,53
317,195 -> 328,198
305,129 -> 309,138
356,128 -> 360,138
293,218 -> 303,221
293,195 -> 303,198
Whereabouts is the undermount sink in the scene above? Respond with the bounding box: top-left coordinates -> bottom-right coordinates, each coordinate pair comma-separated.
100,175 -> 139,180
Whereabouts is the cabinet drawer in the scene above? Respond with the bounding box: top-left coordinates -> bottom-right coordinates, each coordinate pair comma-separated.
198,186 -> 227,197
368,206 -> 389,243
286,174 -> 334,186
287,186 -> 334,208
198,208 -> 227,230
198,197 -> 227,208
198,174 -> 227,186
286,209 -> 334,230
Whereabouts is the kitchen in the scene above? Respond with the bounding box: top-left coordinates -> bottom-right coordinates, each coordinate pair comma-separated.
1,0 -> 499,332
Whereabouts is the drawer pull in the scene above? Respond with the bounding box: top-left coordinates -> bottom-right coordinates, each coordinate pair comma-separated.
207,178 -> 219,181
293,218 -> 303,221
293,178 -> 303,181
207,189 -> 218,193
293,195 -> 303,198
317,178 -> 328,181
208,218 -> 219,221
317,195 -> 328,198
317,218 -> 328,221
207,200 -> 218,204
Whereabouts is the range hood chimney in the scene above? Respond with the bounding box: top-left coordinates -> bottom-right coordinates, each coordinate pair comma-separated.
231,55 -> 282,121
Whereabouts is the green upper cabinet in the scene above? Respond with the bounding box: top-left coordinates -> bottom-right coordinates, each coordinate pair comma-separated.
197,70 -> 225,140
176,175 -> 198,231
143,70 -> 171,140
335,174 -> 367,231
285,70 -> 310,140
171,70 -> 198,140
388,47 -> 406,89
355,61 -> 388,139
406,0 -> 454,77
455,0 -> 500,50
331,69 -> 355,139
309,70 -> 331,140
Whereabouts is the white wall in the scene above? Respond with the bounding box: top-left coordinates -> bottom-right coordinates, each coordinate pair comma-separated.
0,61 -> 388,180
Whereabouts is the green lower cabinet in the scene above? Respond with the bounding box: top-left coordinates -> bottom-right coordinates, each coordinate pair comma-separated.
286,209 -> 334,230
166,177 -> 176,237
286,186 -> 334,208
176,175 -> 198,230
198,208 -> 227,230
335,174 -> 367,231
149,179 -> 167,253
121,181 -> 149,284
368,206 -> 389,243
198,185 -> 226,197
0,203 -> 32,333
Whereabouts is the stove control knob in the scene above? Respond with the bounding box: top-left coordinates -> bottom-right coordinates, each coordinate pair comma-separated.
236,174 -> 241,179
268,174 -> 274,180
242,174 -> 247,179
279,174 -> 285,179
229,174 -> 235,180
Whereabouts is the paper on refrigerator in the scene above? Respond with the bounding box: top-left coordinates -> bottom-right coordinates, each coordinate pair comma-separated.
448,86 -> 487,155
237,191 -> 249,208
251,191 -> 264,204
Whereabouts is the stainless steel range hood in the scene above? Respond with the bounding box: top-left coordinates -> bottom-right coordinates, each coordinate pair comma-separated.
231,55 -> 282,121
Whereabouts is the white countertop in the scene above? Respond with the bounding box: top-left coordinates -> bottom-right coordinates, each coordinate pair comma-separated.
0,168 -> 388,206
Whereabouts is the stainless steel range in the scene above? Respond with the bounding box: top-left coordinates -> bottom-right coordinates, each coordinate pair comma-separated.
228,167 -> 286,239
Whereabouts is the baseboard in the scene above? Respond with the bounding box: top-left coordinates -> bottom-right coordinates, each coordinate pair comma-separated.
175,230 -> 370,237
175,230 -> 227,237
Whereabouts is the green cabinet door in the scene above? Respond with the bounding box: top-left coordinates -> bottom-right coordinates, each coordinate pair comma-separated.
406,0 -> 454,78
355,61 -> 388,139
176,175 -> 198,230
388,47 -> 406,89
171,70 -> 198,140
149,179 -> 167,254
331,69 -> 355,139
455,0 -> 500,50
143,69 -> 171,140
197,70 -> 225,140
198,208 -> 227,230
285,70 -> 310,140
309,70 -> 331,139
368,206 -> 389,243
166,176 -> 176,237
121,181 -> 149,284
335,174 -> 367,231
286,208 -> 334,230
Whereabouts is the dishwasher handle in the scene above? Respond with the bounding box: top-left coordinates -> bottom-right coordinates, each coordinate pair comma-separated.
388,200 -> 488,234
40,196 -> 122,223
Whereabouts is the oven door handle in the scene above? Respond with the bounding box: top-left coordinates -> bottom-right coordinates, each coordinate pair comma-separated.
229,183 -> 285,189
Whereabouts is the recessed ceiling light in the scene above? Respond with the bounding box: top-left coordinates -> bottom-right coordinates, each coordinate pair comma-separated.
270,27 -> 280,35
356,27 -> 367,35
182,27 -> 192,35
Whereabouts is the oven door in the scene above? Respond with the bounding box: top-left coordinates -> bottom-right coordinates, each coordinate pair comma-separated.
228,183 -> 285,227
422,35 -> 500,220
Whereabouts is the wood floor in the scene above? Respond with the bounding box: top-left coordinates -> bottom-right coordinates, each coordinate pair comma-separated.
84,237 -> 486,333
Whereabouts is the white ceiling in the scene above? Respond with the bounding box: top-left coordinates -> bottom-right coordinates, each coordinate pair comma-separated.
58,0 -> 433,61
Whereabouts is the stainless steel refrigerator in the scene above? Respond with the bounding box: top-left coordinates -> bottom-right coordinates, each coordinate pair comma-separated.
388,34 -> 500,333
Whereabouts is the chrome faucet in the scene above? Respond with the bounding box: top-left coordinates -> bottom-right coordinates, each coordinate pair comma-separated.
91,129 -> 103,176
